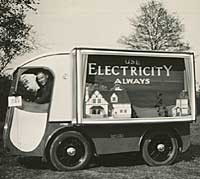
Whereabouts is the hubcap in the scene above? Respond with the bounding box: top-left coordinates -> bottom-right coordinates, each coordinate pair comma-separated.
157,144 -> 165,152
66,147 -> 76,156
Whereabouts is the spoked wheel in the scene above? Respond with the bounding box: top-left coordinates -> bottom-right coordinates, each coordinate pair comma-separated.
49,131 -> 92,171
142,131 -> 178,166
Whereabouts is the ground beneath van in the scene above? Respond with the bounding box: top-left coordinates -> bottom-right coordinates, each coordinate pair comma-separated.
1,116 -> 200,179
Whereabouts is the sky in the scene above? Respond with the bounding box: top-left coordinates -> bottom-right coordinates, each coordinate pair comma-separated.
10,0 -> 200,85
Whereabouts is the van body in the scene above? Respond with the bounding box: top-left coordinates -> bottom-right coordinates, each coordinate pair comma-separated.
3,48 -> 196,170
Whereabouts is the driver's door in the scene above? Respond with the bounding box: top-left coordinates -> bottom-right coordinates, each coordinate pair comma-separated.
9,68 -> 53,152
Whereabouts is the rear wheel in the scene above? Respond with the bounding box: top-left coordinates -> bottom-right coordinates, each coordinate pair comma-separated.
49,131 -> 92,171
142,131 -> 178,166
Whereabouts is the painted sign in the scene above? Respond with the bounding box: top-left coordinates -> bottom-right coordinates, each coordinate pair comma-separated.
84,55 -> 189,118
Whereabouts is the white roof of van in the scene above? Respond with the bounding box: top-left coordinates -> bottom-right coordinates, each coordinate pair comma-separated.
2,51 -> 69,75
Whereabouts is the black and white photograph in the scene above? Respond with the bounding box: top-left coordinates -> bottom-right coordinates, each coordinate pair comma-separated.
0,0 -> 200,178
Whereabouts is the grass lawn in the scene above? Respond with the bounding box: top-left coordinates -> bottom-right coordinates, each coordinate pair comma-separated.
1,116 -> 200,179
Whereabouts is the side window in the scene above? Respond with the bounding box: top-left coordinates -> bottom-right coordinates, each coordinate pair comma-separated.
16,68 -> 53,113
84,55 -> 190,119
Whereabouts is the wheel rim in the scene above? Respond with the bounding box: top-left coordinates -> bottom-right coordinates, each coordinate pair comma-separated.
147,134 -> 175,163
56,137 -> 85,167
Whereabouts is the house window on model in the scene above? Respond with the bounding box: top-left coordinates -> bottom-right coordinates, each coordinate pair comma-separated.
111,93 -> 118,103
92,99 -> 96,103
98,98 -> 101,103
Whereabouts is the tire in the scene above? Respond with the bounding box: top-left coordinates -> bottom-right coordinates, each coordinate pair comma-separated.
142,131 -> 178,166
49,131 -> 92,171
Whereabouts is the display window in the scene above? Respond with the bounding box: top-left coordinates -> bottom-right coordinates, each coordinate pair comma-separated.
83,55 -> 191,119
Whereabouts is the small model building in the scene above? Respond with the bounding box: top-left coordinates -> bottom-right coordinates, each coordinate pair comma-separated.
85,87 -> 131,118
172,99 -> 190,116
172,90 -> 190,116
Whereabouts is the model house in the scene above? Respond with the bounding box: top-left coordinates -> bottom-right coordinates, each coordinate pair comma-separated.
85,88 -> 131,118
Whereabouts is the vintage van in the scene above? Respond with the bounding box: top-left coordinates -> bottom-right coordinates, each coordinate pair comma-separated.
3,48 -> 196,170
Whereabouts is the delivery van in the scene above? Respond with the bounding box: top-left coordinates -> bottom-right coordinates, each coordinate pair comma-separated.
3,47 -> 196,170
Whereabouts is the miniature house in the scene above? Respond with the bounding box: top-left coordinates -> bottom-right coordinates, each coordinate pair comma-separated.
85,89 -> 132,118
172,98 -> 190,116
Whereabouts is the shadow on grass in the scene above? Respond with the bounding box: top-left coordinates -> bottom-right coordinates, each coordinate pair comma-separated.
3,143 -> 200,170
17,157 -> 52,170
94,144 -> 200,167
178,144 -> 200,162
96,152 -> 145,167
17,144 -> 200,170
17,152 -> 145,170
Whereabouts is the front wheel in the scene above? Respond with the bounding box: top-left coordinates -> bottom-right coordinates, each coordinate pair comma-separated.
49,131 -> 92,171
142,131 -> 178,166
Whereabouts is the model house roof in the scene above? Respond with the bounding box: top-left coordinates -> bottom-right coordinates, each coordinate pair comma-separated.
88,89 -> 131,104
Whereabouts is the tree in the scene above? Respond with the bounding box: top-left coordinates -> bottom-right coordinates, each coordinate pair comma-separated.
118,0 -> 190,51
0,0 -> 38,72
